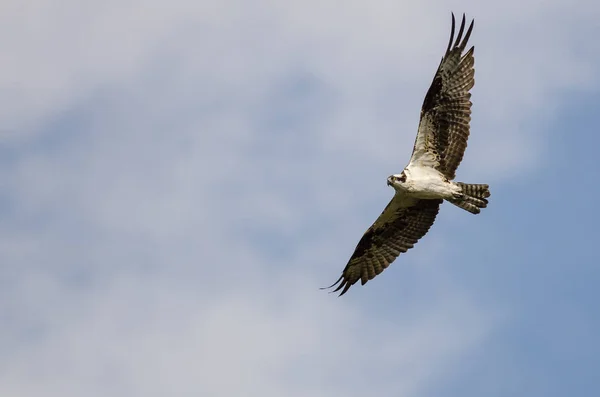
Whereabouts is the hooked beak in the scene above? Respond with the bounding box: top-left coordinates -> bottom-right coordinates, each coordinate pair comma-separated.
387,177 -> 393,186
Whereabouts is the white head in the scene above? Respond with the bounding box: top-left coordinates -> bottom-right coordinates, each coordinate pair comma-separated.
387,171 -> 407,191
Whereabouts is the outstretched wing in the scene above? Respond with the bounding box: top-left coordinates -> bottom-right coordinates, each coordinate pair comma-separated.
325,196 -> 442,296
409,13 -> 475,180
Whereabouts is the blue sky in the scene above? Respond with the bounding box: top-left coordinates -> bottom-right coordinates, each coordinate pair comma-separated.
1,1 -> 600,396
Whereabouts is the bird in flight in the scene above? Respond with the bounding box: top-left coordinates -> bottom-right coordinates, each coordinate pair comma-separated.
325,13 -> 490,296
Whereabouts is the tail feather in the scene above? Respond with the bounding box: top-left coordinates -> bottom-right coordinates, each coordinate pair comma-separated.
447,183 -> 490,214
456,182 -> 491,199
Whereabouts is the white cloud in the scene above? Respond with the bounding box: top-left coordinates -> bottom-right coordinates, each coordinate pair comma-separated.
0,268 -> 493,397
0,1 -> 598,396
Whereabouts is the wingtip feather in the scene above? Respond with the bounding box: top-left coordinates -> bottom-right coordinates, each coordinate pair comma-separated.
461,18 -> 475,50
320,275 -> 343,291
447,13 -> 475,53
446,13 -> 456,54
320,275 -> 352,296
454,14 -> 466,49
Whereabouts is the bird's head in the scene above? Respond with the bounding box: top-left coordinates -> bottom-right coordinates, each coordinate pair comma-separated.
387,172 -> 407,190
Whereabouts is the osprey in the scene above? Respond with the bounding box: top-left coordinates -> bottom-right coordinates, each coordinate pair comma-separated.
325,13 -> 490,296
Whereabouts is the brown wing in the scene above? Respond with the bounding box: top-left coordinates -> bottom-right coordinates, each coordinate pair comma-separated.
409,13 -> 475,180
325,197 -> 442,296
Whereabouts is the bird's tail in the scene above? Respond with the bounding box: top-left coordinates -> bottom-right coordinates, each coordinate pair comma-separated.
447,182 -> 490,214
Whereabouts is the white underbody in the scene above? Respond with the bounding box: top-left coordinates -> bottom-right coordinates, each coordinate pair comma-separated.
390,164 -> 461,200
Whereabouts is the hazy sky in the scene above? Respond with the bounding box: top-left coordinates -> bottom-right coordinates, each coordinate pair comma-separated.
1,1 -> 599,396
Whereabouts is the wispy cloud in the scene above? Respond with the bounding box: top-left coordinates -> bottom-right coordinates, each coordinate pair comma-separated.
1,1 -> 599,396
